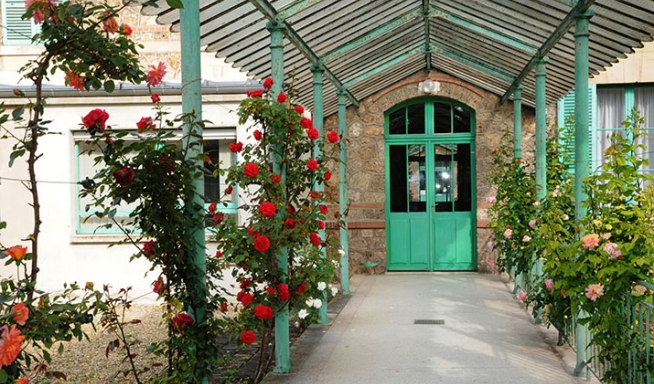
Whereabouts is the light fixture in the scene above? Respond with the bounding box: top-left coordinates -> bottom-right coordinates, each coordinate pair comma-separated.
418,79 -> 440,94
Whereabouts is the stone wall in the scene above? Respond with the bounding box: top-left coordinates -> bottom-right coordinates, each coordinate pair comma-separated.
324,69 -> 536,275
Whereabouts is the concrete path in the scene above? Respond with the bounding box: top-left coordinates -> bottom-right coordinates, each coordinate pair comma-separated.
263,273 -> 600,384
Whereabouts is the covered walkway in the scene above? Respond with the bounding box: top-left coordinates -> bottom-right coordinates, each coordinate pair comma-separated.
263,273 -> 600,384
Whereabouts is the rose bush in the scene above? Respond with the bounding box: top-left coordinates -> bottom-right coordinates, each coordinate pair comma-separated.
212,77 -> 341,382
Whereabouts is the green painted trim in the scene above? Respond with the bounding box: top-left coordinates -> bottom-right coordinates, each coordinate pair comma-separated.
342,45 -> 425,89
278,0 -> 325,19
513,85 -> 523,159
500,0 -> 596,103
535,57 -> 548,200
321,8 -> 423,63
429,8 -> 537,54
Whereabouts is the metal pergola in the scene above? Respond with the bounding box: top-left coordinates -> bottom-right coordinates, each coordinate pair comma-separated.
138,0 -> 654,379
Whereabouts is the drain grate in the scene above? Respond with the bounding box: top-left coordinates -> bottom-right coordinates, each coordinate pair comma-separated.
414,319 -> 445,325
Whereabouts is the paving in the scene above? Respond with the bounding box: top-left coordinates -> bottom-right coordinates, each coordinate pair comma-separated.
262,272 -> 600,384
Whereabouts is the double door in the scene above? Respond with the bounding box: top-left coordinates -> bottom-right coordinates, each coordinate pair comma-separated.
386,140 -> 476,271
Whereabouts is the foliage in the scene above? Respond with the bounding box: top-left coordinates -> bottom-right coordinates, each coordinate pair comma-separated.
542,109 -> 654,381
0,1 -> 148,382
487,131 -> 538,275
213,79 -> 341,382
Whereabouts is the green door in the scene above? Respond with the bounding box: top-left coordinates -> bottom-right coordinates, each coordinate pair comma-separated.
386,100 -> 476,271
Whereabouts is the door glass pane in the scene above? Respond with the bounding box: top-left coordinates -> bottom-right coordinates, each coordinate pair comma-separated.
434,144 -> 453,212
389,109 -> 405,135
408,145 -> 426,212
407,104 -> 425,134
389,145 -> 408,212
434,102 -> 452,134
453,105 -> 471,133
453,144 -> 472,212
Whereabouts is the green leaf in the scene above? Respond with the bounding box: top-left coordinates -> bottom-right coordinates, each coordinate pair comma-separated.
166,0 -> 184,8
104,80 -> 115,93
11,107 -> 24,120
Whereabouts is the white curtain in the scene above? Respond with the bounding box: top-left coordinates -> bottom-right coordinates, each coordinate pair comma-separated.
597,87 -> 625,166
634,87 -> 654,171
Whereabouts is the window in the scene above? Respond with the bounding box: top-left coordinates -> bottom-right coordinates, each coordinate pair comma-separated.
558,84 -> 654,176
75,129 -> 237,234
2,0 -> 40,45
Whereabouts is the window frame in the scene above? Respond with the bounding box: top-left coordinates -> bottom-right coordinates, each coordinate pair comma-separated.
73,127 -> 238,235
2,0 -> 40,46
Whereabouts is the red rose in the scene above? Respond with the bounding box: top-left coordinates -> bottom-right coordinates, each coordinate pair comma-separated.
277,283 -> 290,301
307,159 -> 318,172
151,93 -> 160,103
241,292 -> 254,306
287,205 -> 296,214
121,24 -> 133,36
319,205 -> 328,214
310,232 -> 322,246
263,77 -> 273,90
240,279 -> 252,289
241,331 -> 256,345
277,92 -> 287,103
247,226 -> 259,237
259,202 -> 277,217
114,166 -> 135,186
229,142 -> 244,153
216,250 -> 222,258
284,218 -> 297,229
317,220 -> 325,230
136,116 -> 156,133
254,235 -> 270,252
324,171 -> 332,181
143,240 -> 156,258
270,174 -> 281,184
307,128 -> 319,140
208,201 -> 217,214
296,280 -> 307,293
82,109 -> 110,135
310,191 -> 321,199
253,130 -> 262,140
220,302 -> 228,312
244,163 -> 259,177
225,186 -> 234,195
172,312 -> 194,331
249,90 -> 264,98
294,105 -> 304,114
266,286 -> 275,295
327,131 -> 339,143
300,117 -> 313,129
213,213 -> 224,226
153,277 -> 165,295
254,305 -> 274,320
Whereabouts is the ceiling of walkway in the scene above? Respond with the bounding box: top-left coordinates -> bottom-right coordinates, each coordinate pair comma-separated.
141,0 -> 654,116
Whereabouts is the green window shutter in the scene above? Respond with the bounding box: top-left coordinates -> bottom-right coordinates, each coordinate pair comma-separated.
556,84 -> 596,173
2,0 -> 39,46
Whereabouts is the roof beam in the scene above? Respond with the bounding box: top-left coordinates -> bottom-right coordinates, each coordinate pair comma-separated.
429,8 -> 537,54
320,8 -> 423,63
550,0 -> 576,6
500,0 -> 596,103
342,45 -> 424,89
422,0 -> 432,74
278,0 -> 327,19
247,0 -> 359,107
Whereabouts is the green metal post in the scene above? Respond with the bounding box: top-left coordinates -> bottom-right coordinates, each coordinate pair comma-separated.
337,90 -> 350,295
513,85 -> 523,159
535,57 -> 548,202
512,85 -> 523,295
267,21 -> 291,374
573,10 -> 593,378
312,65 -> 329,324
180,1 -> 207,382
